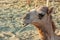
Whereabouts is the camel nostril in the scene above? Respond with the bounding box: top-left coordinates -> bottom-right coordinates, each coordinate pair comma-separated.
23,23 -> 26,27
23,23 -> 29,27
23,24 -> 24,25
23,23 -> 26,26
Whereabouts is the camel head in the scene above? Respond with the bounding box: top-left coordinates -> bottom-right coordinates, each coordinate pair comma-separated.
23,6 -> 53,26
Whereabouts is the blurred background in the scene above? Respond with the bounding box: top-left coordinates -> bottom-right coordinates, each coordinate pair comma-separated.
0,0 -> 60,40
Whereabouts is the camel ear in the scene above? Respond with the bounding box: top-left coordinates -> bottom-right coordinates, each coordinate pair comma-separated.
48,7 -> 54,14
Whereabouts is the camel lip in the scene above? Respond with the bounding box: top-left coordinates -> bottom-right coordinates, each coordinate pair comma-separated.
23,23 -> 29,27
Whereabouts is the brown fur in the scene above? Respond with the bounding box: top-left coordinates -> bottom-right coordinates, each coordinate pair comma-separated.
32,20 -> 56,40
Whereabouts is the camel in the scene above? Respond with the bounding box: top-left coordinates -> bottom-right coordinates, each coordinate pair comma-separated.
23,6 -> 60,40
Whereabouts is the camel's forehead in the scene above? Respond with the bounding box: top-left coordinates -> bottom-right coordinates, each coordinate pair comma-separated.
29,6 -> 48,15
37,6 -> 48,14
26,7 -> 48,18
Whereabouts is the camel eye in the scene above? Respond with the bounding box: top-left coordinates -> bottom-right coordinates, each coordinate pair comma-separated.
38,13 -> 45,19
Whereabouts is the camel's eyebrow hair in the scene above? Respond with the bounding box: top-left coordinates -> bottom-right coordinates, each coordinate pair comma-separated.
40,7 -> 48,13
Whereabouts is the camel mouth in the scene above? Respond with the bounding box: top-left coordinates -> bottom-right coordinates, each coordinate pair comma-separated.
23,22 -> 29,27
